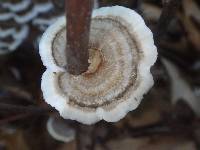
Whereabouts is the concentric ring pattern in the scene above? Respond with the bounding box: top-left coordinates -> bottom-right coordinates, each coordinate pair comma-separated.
40,6 -> 157,124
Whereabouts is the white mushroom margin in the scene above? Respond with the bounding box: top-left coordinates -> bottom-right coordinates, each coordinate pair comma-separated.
40,6 -> 157,124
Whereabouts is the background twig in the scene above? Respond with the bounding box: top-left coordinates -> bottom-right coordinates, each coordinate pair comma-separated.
154,0 -> 181,42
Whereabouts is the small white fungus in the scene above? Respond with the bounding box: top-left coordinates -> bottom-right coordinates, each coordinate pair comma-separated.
47,116 -> 75,142
0,0 -> 54,54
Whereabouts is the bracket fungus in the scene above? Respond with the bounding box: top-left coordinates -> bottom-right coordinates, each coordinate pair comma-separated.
0,0 -> 53,24
47,116 -> 75,142
32,0 -> 99,32
0,0 -> 54,54
40,6 -> 157,124
0,25 -> 29,54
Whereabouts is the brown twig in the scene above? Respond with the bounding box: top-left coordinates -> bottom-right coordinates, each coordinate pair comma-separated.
0,113 -> 32,125
76,124 -> 95,150
154,0 -> 181,42
0,103 -> 50,114
65,0 -> 93,75
65,2 -> 94,149
0,103 -> 51,125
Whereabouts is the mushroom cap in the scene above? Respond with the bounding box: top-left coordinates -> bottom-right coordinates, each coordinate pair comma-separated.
40,6 -> 157,124
0,0 -> 53,23
0,25 -> 29,54
47,115 -> 75,142
0,0 -> 54,54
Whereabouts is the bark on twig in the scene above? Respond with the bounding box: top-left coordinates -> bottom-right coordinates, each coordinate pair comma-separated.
65,1 -> 94,149
65,0 -> 92,75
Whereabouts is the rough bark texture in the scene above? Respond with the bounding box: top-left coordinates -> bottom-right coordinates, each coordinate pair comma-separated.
65,0 -> 92,75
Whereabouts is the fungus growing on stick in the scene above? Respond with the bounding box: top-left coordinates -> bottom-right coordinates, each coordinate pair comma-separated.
40,6 -> 157,124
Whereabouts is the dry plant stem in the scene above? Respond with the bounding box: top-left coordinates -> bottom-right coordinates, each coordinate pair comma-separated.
65,1 -> 94,148
65,0 -> 92,75
0,104 -> 51,125
131,0 -> 141,13
154,0 -> 180,42
0,113 -> 36,125
0,103 -> 50,114
76,125 -> 95,150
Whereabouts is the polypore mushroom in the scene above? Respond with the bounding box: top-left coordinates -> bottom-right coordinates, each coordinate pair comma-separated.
0,25 -> 29,54
40,6 -> 157,124
47,115 -> 75,142
1,0 -> 31,12
32,0 -> 99,32
0,0 -> 54,54
0,0 -> 53,24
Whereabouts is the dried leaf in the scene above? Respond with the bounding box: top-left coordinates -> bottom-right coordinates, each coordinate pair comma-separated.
57,141 -> 76,150
0,129 -> 30,150
162,58 -> 200,116
141,3 -> 161,21
183,0 -> 200,23
96,136 -> 196,150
